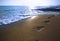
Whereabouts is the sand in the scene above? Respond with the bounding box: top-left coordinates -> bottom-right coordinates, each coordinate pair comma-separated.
0,14 -> 60,41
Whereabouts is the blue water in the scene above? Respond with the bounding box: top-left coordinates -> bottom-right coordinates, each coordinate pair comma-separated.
0,6 -> 59,25
0,6 -> 32,25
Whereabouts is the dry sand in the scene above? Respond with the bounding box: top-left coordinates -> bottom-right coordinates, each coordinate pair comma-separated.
0,14 -> 60,41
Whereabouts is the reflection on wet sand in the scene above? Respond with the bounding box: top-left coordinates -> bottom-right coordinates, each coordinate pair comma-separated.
0,13 -> 60,41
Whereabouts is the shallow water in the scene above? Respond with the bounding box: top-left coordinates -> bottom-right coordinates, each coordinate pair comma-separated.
0,6 -> 60,25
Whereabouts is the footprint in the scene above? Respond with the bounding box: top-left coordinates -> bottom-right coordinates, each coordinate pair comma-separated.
36,26 -> 44,30
44,20 -> 50,24
48,17 -> 52,19
48,15 -> 55,19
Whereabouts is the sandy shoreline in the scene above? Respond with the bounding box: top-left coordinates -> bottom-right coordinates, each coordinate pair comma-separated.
0,14 -> 60,41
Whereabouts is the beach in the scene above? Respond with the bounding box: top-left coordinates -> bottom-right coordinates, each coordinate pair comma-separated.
0,14 -> 60,41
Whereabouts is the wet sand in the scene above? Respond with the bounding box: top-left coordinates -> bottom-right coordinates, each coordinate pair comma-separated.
0,14 -> 60,41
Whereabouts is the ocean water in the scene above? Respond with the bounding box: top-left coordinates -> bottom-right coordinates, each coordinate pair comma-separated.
0,6 -> 32,25
0,6 -> 60,25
